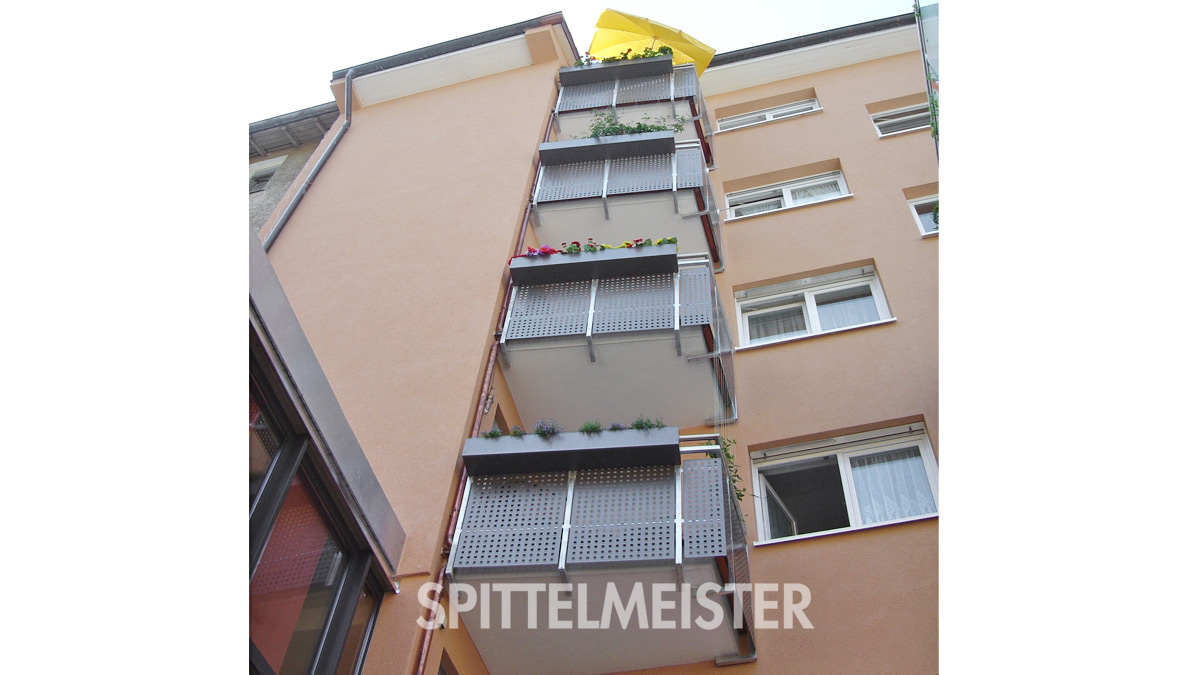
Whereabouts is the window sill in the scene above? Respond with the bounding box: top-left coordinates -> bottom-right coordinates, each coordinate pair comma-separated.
724,193 -> 854,223
735,317 -> 897,351
715,108 -> 823,134
877,125 -> 932,139
752,512 -> 938,547
920,229 -> 939,238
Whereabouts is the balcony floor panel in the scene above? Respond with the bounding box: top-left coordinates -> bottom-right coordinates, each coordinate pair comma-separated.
503,328 -> 721,430
454,562 -> 738,675
535,193 -> 710,259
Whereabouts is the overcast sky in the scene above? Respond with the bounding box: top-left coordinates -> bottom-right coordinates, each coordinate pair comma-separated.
246,0 -> 917,122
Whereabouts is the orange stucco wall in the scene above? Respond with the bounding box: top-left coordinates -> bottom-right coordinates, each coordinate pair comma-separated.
262,47 -> 567,672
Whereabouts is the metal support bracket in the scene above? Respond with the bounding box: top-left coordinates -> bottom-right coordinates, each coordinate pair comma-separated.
585,279 -> 598,363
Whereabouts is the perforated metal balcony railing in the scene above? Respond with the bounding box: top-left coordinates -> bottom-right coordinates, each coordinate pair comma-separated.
531,149 -> 724,268
446,432 -> 755,671
553,64 -> 713,159
498,254 -> 734,429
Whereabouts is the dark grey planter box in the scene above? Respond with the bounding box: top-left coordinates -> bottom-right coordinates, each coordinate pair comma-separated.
509,243 -> 677,285
558,54 -> 673,86
463,427 -> 680,476
538,130 -> 675,165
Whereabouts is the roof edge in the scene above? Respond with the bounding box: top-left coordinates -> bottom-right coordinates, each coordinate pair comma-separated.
331,12 -> 575,82
250,100 -> 340,133
710,13 -> 915,68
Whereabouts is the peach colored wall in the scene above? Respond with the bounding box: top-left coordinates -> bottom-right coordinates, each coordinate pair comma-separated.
700,50 -> 939,674
263,53 -> 566,673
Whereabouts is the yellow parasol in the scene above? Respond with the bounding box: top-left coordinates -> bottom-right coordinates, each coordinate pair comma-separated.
587,8 -> 716,76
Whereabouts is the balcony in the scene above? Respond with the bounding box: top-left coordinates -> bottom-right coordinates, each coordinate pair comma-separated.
553,59 -> 713,164
500,246 -> 735,430
447,430 -> 755,674
532,133 -> 722,267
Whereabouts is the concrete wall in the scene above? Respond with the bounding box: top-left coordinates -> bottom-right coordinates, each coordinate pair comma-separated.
249,142 -> 322,233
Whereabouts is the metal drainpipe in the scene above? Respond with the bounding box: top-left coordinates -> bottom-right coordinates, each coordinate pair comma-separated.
412,99 -> 556,675
263,67 -> 357,251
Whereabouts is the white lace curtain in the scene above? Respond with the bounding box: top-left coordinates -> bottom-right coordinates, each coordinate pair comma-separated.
850,447 -> 936,524
816,291 -> 878,330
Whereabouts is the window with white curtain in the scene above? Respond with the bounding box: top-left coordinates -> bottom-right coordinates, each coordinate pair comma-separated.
735,264 -> 890,347
752,427 -> 938,543
725,171 -> 849,219
716,98 -> 821,131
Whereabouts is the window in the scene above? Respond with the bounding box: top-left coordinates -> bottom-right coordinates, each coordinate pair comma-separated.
910,195 -> 939,235
725,171 -> 849,219
249,155 -> 288,194
871,103 -> 932,137
753,426 -> 938,542
717,98 -> 821,131
735,265 -> 891,347
250,362 -> 380,675
250,170 -> 276,193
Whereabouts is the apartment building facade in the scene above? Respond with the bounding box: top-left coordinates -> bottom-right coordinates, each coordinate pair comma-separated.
251,11 -> 937,675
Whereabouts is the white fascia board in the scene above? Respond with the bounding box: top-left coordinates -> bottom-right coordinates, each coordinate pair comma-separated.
700,26 -> 920,95
353,35 -> 534,107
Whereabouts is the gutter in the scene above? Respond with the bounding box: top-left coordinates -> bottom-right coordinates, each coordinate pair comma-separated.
262,67 -> 357,252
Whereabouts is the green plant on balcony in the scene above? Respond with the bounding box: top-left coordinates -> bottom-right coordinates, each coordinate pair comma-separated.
578,420 -> 604,434
585,109 -> 686,139
573,45 -> 674,66
480,429 -> 503,439
508,425 -> 524,437
630,415 -> 666,430
534,419 -> 564,438
721,436 -> 746,502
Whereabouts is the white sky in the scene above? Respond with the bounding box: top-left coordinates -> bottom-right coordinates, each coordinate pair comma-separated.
246,0 -> 916,122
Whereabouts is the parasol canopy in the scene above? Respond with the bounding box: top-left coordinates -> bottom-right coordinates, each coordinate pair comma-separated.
587,8 -> 716,76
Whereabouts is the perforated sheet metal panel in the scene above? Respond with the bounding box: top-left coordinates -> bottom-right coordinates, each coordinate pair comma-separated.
673,68 -> 697,98
676,148 -> 704,190
591,273 -> 674,334
724,469 -> 754,637
567,465 -> 675,564
716,298 -> 737,407
559,81 -> 614,112
505,281 -> 591,340
616,74 -> 671,104
454,472 -> 569,569
537,161 -> 604,202
679,266 -> 714,327
681,458 -> 726,558
606,154 -> 672,196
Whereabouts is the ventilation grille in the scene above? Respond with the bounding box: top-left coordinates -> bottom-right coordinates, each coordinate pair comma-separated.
567,465 -> 676,564
453,472 -> 569,569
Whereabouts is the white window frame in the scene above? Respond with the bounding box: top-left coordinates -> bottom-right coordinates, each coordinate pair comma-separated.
716,98 -> 821,132
751,425 -> 938,545
725,171 -> 850,220
909,195 -> 939,236
249,155 -> 288,194
871,103 -> 932,137
735,265 -> 892,348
